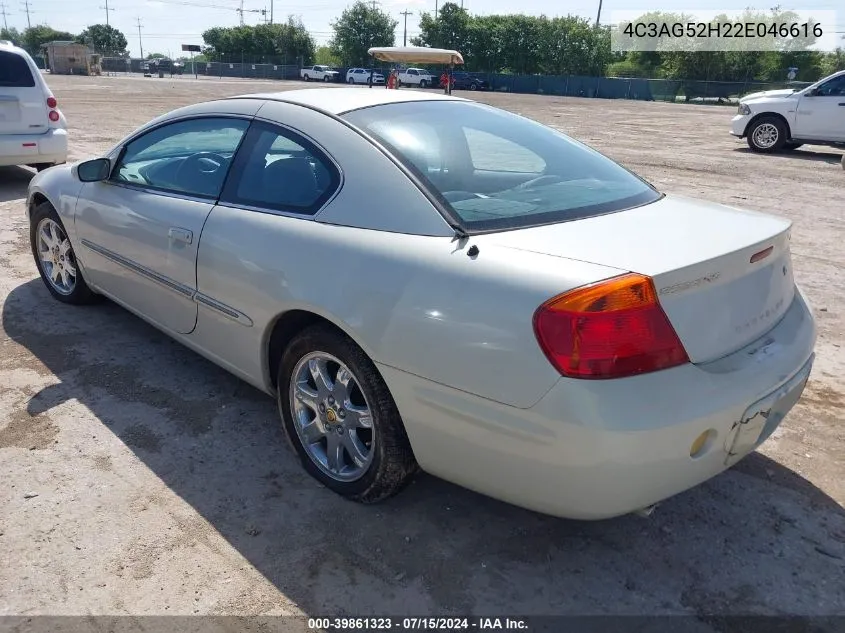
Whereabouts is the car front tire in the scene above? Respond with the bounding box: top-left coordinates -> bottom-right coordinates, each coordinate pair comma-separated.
747,116 -> 786,153
277,324 -> 418,503
30,202 -> 100,305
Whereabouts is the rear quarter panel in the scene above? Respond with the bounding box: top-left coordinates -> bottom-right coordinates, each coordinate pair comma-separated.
193,210 -> 626,408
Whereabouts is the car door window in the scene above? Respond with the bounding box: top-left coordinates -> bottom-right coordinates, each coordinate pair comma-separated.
221,122 -> 340,215
113,117 -> 249,199
463,127 -> 546,173
815,76 -> 845,96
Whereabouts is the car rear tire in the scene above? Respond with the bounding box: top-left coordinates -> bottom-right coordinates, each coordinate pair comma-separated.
470,83 -> 477,91
419,79 -> 427,88
30,202 -> 100,305
347,77 -> 354,84
303,74 -> 310,82
33,163 -> 54,172
747,116 -> 786,153
323,75 -> 330,82
277,325 -> 418,503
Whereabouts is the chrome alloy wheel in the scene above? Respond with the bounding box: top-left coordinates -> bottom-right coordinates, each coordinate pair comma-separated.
752,123 -> 779,149
289,352 -> 375,482
36,218 -> 77,295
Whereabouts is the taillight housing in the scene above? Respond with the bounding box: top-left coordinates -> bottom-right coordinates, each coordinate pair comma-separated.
47,96 -> 57,109
48,110 -> 60,122
533,273 -> 689,380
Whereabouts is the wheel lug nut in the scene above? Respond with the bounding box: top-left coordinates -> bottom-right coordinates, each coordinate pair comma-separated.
328,397 -> 334,405
339,410 -> 346,418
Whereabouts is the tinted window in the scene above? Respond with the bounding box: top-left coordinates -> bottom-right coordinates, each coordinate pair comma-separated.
113,117 -> 249,199
0,51 -> 36,87
816,75 -> 845,96
221,122 -> 339,214
343,101 -> 660,232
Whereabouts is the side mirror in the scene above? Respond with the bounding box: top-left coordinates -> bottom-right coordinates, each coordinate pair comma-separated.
76,158 -> 111,182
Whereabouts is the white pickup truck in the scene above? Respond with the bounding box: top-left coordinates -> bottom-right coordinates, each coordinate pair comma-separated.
300,65 -> 340,82
397,67 -> 434,88
731,69 -> 845,153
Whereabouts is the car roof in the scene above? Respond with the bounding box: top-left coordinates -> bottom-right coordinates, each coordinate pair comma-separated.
231,87 -> 466,115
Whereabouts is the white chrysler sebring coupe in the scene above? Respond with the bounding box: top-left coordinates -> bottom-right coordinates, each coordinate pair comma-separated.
26,88 -> 816,520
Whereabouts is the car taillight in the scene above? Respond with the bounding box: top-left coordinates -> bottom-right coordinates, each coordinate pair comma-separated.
48,110 -> 60,122
47,96 -> 57,108
532,273 -> 689,380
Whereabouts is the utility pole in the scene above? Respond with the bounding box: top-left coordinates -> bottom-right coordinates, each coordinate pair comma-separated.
21,0 -> 31,29
434,0 -> 437,20
270,0 -> 273,24
135,16 -> 144,59
400,9 -> 411,46
595,0 -> 602,27
369,0 -> 378,10
0,2 -> 11,30
100,0 -> 115,26
238,0 -> 244,25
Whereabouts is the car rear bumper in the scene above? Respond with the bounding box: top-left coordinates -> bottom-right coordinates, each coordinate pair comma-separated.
731,114 -> 750,137
0,128 -> 68,167
380,286 -> 816,520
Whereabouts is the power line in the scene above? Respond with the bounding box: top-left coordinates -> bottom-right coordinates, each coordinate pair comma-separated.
0,2 -> 11,30
21,0 -> 31,29
100,0 -> 115,26
400,9 -> 411,45
135,16 -> 144,59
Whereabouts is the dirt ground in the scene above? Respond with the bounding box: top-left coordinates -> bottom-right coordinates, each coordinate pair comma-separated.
0,75 -> 843,624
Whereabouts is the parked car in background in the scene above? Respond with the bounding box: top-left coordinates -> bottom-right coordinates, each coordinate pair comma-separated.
346,68 -> 385,85
731,69 -> 845,152
397,67 -> 434,88
301,65 -> 340,82
450,72 -> 489,91
0,40 -> 68,171
27,88 -> 816,520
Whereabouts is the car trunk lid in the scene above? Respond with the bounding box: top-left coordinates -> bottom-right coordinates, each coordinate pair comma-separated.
478,195 -> 795,364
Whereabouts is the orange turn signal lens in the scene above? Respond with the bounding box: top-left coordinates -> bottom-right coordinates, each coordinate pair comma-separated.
533,273 -> 690,380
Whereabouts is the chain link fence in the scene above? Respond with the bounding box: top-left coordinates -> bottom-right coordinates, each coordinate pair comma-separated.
98,57 -> 811,103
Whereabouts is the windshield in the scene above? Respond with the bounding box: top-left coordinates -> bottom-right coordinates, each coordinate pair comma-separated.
342,101 -> 660,232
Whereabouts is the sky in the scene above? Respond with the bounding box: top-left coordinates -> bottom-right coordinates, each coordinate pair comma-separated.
1,0 -> 842,58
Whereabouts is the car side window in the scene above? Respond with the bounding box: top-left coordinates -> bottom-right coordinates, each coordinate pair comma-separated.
113,117 -> 249,199
220,122 -> 340,215
463,127 -> 546,173
815,75 -> 845,96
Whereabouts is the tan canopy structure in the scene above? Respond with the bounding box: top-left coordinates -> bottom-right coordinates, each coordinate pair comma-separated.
367,46 -> 464,66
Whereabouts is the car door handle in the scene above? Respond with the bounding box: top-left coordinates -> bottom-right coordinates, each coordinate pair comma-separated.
839,103 -> 845,106
168,227 -> 193,244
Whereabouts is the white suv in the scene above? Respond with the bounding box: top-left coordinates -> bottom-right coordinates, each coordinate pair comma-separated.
0,40 -> 68,171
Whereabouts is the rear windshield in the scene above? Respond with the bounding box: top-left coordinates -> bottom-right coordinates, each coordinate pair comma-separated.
342,100 -> 661,232
0,51 -> 36,87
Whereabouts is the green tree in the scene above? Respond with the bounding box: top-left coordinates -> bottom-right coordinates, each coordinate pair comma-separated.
329,1 -> 397,67
819,48 -> 845,76
315,45 -> 340,66
201,17 -> 315,64
77,24 -> 129,56
1,26 -> 22,45
22,25 -> 76,57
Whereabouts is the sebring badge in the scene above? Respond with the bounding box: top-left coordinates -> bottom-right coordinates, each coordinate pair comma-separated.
658,272 -> 721,296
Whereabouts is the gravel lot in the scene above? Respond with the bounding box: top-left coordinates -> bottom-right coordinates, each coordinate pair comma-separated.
1,75 -> 843,623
